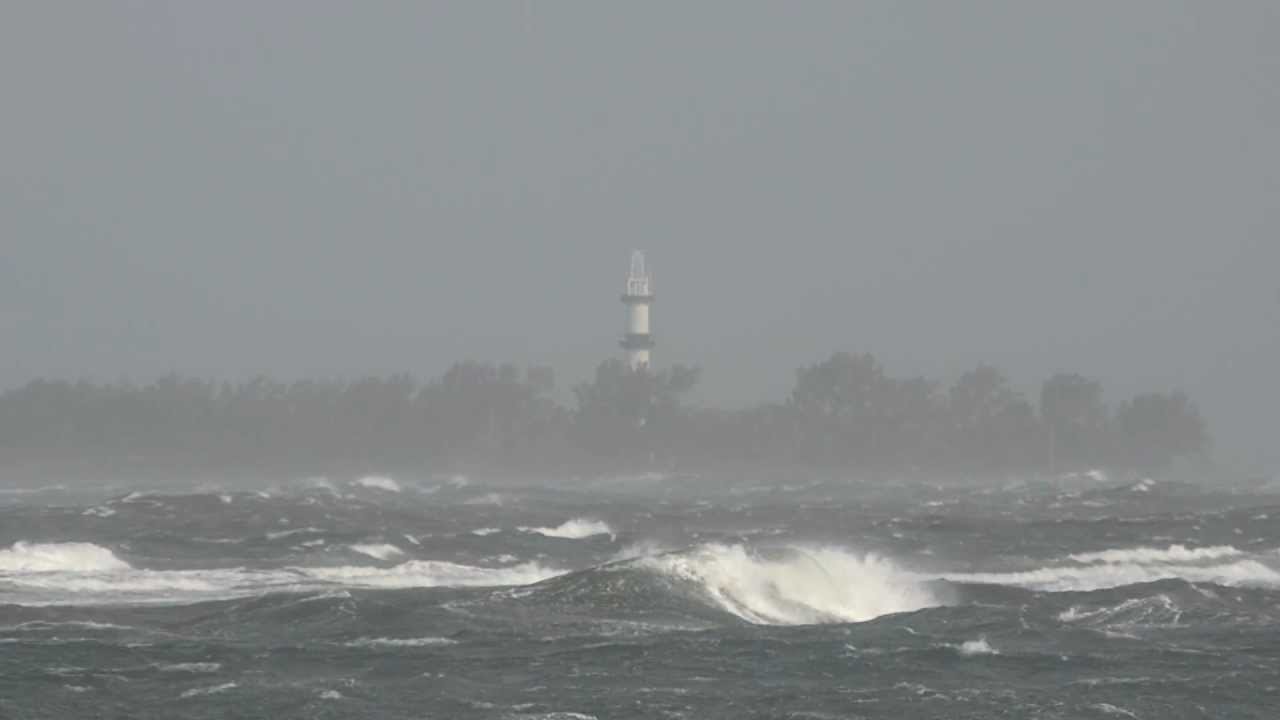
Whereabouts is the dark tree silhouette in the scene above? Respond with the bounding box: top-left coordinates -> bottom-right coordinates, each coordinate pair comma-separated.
0,352 -> 1212,478
1040,373 -> 1108,472
947,365 -> 1038,471
1113,391 -> 1209,471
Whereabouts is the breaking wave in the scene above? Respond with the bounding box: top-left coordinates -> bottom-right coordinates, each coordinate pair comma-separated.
354,475 -> 401,493
0,542 -> 132,573
637,543 -> 937,625
349,544 -> 404,561
955,637 -> 999,656
521,518 -> 614,540
298,559 -> 561,589
1068,545 -> 1244,565
943,545 -> 1280,592
343,636 -> 457,647
179,682 -> 237,698
0,540 -> 562,605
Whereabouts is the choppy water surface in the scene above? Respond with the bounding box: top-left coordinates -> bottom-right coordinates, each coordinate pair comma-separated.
3,473 -> 1280,719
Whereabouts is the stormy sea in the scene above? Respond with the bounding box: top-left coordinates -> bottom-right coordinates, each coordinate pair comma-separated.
3,472 -> 1280,719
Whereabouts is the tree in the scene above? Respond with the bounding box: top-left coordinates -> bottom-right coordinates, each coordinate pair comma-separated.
1114,391 -> 1209,470
1040,373 -> 1107,472
572,359 -> 700,462
789,352 -> 893,464
947,365 -> 1037,471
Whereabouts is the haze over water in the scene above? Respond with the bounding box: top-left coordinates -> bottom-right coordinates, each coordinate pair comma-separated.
2,2 -> 1277,471
3,3 -> 1280,719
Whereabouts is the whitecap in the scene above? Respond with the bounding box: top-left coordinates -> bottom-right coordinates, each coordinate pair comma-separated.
943,559 -> 1280,592
354,476 -> 401,493
343,636 -> 457,647
1068,544 -> 1243,565
179,682 -> 237,698
158,663 -> 221,673
0,542 -> 131,572
349,544 -> 404,561
520,518 -> 613,540
955,637 -> 998,656
297,559 -> 561,589
265,527 -> 323,541
640,543 -> 937,625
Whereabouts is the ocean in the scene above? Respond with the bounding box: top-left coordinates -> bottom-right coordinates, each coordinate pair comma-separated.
2,472 -> 1279,719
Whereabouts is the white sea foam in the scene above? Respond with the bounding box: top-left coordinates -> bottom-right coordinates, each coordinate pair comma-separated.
641,544 -> 937,625
180,682 -> 237,698
298,559 -> 561,589
0,537 -> 561,606
1068,544 -> 1243,565
343,636 -> 457,647
0,541 -> 306,606
943,559 -> 1280,592
1058,594 -> 1183,627
265,527 -> 323,541
0,542 -> 132,572
349,544 -> 404,561
612,539 -> 671,562
1,620 -> 134,632
354,475 -> 401,493
956,637 -> 998,656
1091,703 -> 1139,718
521,518 -> 614,540
158,663 -> 222,673
470,527 -> 501,536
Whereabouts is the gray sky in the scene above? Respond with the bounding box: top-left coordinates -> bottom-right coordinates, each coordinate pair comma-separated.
2,2 -> 1278,471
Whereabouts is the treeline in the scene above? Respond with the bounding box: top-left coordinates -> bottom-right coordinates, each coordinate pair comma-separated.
0,352 -> 1208,477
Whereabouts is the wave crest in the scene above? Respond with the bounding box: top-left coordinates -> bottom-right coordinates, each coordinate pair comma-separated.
520,518 -> 614,540
1068,545 -> 1244,565
299,559 -> 561,588
349,544 -> 404,561
638,544 -> 937,625
0,542 -> 131,572
948,561 -> 1280,592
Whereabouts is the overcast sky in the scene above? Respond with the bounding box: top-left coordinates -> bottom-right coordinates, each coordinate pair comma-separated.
2,2 -> 1277,471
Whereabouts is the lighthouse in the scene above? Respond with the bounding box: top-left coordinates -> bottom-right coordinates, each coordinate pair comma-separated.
621,250 -> 654,371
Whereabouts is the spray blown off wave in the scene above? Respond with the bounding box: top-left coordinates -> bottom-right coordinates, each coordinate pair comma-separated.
349,544 -> 405,561
0,540 -> 561,605
0,542 -> 133,572
353,475 -> 401,493
639,544 -> 937,625
299,559 -> 561,589
1068,545 -> 1244,565
944,545 -> 1280,592
521,518 -> 614,540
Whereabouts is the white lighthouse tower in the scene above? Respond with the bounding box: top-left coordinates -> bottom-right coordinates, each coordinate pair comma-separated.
621,250 -> 654,371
